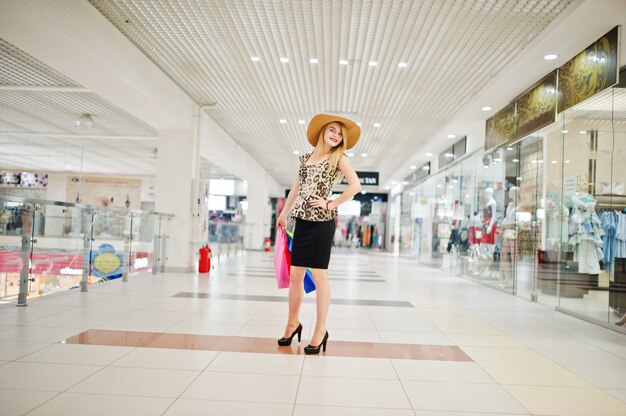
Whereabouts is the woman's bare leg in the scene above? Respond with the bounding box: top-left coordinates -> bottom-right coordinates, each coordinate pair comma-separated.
310,268 -> 330,345
284,266 -> 307,337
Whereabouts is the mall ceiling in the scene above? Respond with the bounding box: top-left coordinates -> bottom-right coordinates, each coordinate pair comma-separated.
0,0 -> 582,185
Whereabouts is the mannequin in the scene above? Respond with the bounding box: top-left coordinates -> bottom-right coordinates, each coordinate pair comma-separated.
568,193 -> 603,274
480,187 -> 497,249
500,186 -> 519,287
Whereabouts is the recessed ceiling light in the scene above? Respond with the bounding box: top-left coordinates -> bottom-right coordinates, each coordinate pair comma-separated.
361,190 -> 366,194
361,153 -> 368,158
551,160 -> 557,164
410,165 -> 417,170
298,119 -> 305,124
579,130 -> 586,134
544,53 -> 558,60
279,119 -> 287,124
339,59 -> 348,65
64,164 -> 72,170
293,150 -> 300,155
422,165 -> 430,171
481,106 -> 492,111
506,146 -> 514,150
517,176 -> 522,180
565,160 -> 570,164
368,61 -> 377,66
561,130 -> 568,133
280,57 -> 289,63
402,181 -> 408,185
373,123 -> 381,128
425,152 -> 433,157
447,134 -> 456,139
251,56 -> 260,62
384,186 -> 390,190
309,58 -> 318,64
398,62 -> 407,68
437,184 -> 442,188
356,122 -> 362,126
513,159 -> 519,162
493,158 -> 501,162
347,152 -> 354,157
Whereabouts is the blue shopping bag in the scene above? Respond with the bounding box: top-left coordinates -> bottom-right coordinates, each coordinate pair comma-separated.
284,229 -> 316,293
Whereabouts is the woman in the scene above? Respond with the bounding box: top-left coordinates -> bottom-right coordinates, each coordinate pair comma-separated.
275,114 -> 362,354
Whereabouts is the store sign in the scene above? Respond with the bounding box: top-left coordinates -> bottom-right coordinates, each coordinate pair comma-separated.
485,102 -> 516,151
516,70 -> 557,140
340,171 -> 379,186
559,26 -> 619,113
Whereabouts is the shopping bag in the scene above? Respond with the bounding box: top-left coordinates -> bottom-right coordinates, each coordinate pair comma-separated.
273,228 -> 291,289
285,229 -> 317,293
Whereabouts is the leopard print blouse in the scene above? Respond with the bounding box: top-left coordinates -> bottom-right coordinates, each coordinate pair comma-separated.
291,153 -> 341,222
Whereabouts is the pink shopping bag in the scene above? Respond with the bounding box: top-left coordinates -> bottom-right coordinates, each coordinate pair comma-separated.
274,227 -> 291,289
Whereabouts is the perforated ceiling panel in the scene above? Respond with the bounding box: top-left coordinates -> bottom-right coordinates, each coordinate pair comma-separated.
0,38 -> 158,176
90,0 -> 575,185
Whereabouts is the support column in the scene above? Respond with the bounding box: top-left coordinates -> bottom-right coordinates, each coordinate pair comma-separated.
156,129 -> 196,271
245,179 -> 270,250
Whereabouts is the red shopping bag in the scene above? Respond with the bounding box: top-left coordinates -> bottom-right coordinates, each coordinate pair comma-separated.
274,228 -> 291,289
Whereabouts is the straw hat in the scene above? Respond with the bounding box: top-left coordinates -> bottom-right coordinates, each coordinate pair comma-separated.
306,114 -> 361,149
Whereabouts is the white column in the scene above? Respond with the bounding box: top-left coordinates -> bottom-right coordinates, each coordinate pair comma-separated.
245,179 -> 269,250
156,129 -> 197,271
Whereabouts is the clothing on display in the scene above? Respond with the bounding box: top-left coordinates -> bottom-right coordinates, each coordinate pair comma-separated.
568,193 -> 604,274
599,210 -> 626,267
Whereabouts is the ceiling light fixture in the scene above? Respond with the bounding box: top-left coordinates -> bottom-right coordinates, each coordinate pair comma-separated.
280,57 -> 289,63
422,165 -> 430,171
373,123 -> 381,128
279,119 -> 287,124
425,152 -> 433,157
298,120 -> 305,124
347,152 -> 354,157
356,122 -> 362,126
75,113 -> 94,130
481,106 -> 492,111
410,165 -> 417,170
398,62 -> 407,68
447,134 -> 456,139
361,153 -> 368,158
544,53 -> 558,60
339,59 -> 348,65
250,56 -> 260,62
368,61 -> 377,66
579,130 -> 586,134
293,150 -> 300,155
309,58 -> 318,64
561,130 -> 568,133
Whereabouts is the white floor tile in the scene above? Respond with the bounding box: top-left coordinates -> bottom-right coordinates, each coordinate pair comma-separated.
0,340 -> 50,360
0,362 -> 101,391
403,381 -> 528,414
17,343 -> 134,366
27,392 -> 174,416
325,328 -> 381,343
294,405 -> 415,416
181,372 -> 299,403
379,331 -> 455,345
479,361 -> 592,387
164,399 -> 293,416
236,324 -> 285,338
393,359 -> 495,383
181,312 -> 253,325
302,356 -> 396,379
0,326 -> 80,343
461,346 -> 553,364
111,347 -> 218,370
207,351 -> 303,375
0,389 -> 57,416
297,376 -> 411,409
447,334 -> 526,348
505,385 -> 626,416
69,366 -> 199,398
166,321 -> 243,336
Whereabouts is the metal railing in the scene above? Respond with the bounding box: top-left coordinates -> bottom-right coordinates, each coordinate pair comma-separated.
0,196 -> 173,306
207,220 -> 245,260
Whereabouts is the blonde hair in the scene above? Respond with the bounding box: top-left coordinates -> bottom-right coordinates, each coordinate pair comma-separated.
313,122 -> 347,181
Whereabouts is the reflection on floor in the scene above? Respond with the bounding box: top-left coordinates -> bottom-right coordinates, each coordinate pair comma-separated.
0,248 -> 625,416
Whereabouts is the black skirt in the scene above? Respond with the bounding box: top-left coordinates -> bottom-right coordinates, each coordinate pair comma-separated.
291,218 -> 336,269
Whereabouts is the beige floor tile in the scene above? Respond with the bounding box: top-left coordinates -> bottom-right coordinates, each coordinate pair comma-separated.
480,361 -> 593,387
0,362 -> 101,391
461,346 -> 552,364
393,359 -> 495,383
294,405 -> 415,416
379,331 -> 455,345
448,334 -> 526,348
504,385 -> 626,416
0,340 -> 50,360
17,343 -> 133,366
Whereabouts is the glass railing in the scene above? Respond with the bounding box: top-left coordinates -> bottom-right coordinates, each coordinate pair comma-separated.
0,196 -> 173,305
207,220 -> 245,260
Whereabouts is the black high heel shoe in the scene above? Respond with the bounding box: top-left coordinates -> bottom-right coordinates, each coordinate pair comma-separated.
277,323 -> 302,346
304,331 -> 329,355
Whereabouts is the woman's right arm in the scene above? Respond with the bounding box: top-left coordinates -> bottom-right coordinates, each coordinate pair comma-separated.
276,174 -> 300,229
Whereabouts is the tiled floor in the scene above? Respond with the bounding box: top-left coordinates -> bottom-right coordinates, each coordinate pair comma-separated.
0,249 -> 625,415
